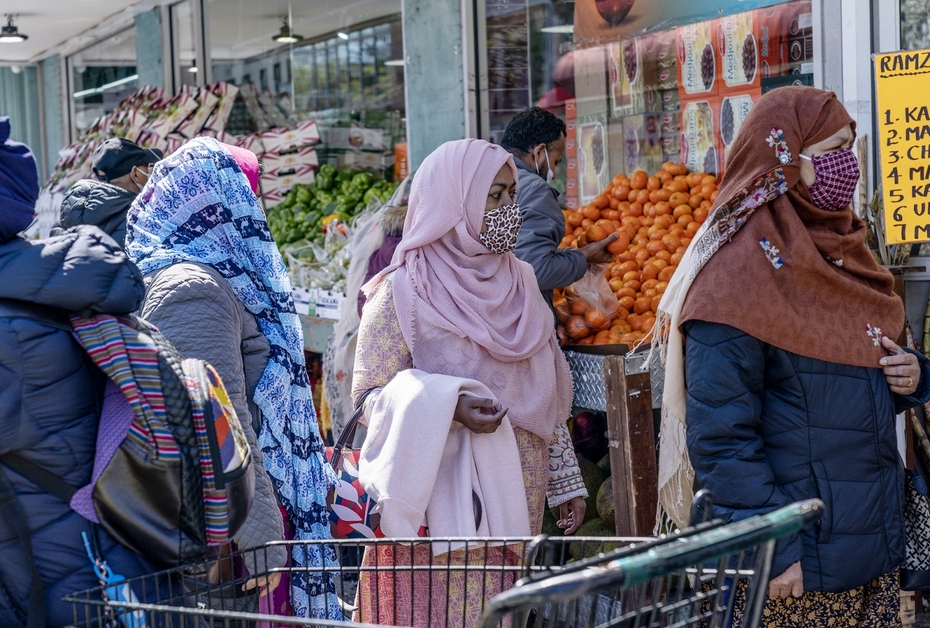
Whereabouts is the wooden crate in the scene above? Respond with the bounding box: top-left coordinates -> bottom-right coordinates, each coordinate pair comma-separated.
564,347 -> 659,536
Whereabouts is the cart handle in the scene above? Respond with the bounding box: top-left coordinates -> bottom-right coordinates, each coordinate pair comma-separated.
477,498 -> 824,628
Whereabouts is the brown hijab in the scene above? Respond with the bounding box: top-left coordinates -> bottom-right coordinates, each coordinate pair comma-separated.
680,86 -> 904,368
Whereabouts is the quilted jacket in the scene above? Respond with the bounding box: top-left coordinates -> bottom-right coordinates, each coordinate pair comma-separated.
0,227 -> 154,627
513,159 -> 586,322
140,262 -> 286,571
54,179 -> 136,247
684,320 -> 930,592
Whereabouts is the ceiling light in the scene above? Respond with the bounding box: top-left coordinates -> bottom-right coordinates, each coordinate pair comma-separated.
0,15 -> 28,43
540,25 -> 574,34
337,31 -> 349,40
187,66 -> 198,73
384,59 -> 405,67
273,18 -> 302,44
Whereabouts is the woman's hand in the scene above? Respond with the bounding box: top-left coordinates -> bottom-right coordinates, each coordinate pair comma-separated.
880,336 -> 921,396
453,396 -> 506,434
768,561 -> 803,598
558,496 -> 586,534
242,571 -> 282,598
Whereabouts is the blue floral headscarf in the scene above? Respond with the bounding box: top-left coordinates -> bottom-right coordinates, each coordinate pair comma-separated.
125,137 -> 339,619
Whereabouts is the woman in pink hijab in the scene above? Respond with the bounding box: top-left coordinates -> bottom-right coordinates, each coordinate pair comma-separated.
352,139 -> 588,626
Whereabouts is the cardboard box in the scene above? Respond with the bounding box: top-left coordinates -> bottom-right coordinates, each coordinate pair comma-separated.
677,22 -> 718,97
327,127 -> 387,152
337,151 -> 394,170
236,133 -> 265,155
292,288 -> 313,317
680,98 -> 721,176
783,4 -> 814,74
565,98 -> 577,120
719,93 -> 756,160
715,12 -> 763,96
175,89 -> 219,138
262,146 -> 319,173
315,290 -> 346,320
395,142 -> 409,181
203,82 -> 240,132
755,5 -> 784,79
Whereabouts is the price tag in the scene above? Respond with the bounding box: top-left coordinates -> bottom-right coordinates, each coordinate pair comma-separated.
874,49 -> 930,244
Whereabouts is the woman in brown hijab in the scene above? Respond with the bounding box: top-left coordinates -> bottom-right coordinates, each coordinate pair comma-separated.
656,86 -> 930,626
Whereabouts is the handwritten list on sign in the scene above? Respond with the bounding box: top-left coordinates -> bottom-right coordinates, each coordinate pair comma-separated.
874,49 -> 930,244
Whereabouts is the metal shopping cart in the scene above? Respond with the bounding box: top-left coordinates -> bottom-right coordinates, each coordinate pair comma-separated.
63,499 -> 821,628
478,498 -> 824,628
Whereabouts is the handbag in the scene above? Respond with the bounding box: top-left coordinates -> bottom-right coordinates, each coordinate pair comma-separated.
902,408 -> 930,591
326,389 -> 428,539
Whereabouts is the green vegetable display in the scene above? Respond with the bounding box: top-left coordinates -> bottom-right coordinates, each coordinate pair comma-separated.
266,164 -> 397,249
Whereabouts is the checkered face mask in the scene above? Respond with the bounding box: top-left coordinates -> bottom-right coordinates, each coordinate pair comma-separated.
801,147 -> 859,211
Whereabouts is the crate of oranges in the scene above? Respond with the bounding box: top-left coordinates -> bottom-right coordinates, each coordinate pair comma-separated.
556,161 -> 717,348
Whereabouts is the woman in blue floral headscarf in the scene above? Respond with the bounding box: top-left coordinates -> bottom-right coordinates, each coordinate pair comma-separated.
125,137 -> 341,620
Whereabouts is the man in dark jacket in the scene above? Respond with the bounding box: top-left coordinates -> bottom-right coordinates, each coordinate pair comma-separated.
501,107 -> 616,322
56,138 -> 162,247
0,118 -> 156,627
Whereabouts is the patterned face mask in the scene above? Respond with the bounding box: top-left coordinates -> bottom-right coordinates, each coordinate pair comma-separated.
479,202 -> 523,254
800,147 -> 859,211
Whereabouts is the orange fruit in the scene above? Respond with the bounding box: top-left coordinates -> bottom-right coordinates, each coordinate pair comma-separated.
658,266 -> 676,282
634,296 -> 652,315
686,172 -> 704,188
582,205 -> 600,221
693,207 -> 709,224
673,204 -> 692,219
630,170 -> 648,190
566,211 -> 583,227
668,192 -> 690,208
586,224 -> 608,242
570,298 -> 590,315
629,202 -> 644,217
689,194 -> 704,209
641,278 -> 659,291
641,263 -> 660,281
616,286 -> 637,299
607,232 -> 630,255
664,179 -> 688,194
622,270 -> 640,283
585,308 -> 609,329
593,194 -> 610,209
613,184 -> 631,200
670,252 -> 684,266
565,315 -> 590,339
700,183 -> 717,198
560,235 -> 574,247
647,176 -> 661,191
618,296 -> 636,312
654,249 -> 672,262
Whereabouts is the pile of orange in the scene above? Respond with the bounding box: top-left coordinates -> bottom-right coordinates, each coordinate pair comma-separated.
555,162 -> 718,347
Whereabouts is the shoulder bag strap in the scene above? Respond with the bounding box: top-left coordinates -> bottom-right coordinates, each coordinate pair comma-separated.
330,387 -> 378,468
0,463 -> 47,628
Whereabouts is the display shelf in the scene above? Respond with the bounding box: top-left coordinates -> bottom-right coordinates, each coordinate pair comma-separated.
299,314 -> 335,354
564,347 -> 659,537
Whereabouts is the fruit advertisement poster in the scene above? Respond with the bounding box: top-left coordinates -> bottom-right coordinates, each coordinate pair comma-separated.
577,114 -> 610,203
573,0 -> 790,46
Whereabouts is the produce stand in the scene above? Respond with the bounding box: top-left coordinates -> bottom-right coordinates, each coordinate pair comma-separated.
564,346 -> 659,537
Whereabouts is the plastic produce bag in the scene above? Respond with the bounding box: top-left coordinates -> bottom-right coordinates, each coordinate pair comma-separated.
556,265 -> 620,342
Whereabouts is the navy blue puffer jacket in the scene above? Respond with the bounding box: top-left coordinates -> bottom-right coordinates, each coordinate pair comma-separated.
0,227 -> 155,627
684,320 -> 930,592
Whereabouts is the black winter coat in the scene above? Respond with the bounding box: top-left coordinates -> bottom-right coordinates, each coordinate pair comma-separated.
55,179 -> 136,247
684,320 -> 930,592
0,227 -> 153,627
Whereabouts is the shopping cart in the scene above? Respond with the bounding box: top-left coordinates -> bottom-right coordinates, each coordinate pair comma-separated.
477,498 -> 824,628
63,499 -> 821,628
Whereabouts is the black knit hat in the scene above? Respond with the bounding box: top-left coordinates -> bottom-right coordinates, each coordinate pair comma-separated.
92,138 -> 163,183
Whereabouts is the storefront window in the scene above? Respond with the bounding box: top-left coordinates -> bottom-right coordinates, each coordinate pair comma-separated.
68,28 -> 138,137
501,0 -> 814,208
171,0 -> 199,89
902,0 -> 930,50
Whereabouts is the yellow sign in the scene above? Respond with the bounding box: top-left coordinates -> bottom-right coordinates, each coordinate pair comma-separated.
875,49 -> 930,244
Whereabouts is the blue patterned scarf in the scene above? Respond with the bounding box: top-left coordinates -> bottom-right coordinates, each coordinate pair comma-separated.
125,137 -> 339,619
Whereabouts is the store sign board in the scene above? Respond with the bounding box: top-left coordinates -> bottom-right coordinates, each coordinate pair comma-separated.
574,0 -> 792,46
874,49 -> 930,244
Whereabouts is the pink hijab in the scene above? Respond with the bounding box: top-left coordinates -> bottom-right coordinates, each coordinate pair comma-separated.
221,142 -> 260,194
365,139 -> 572,438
